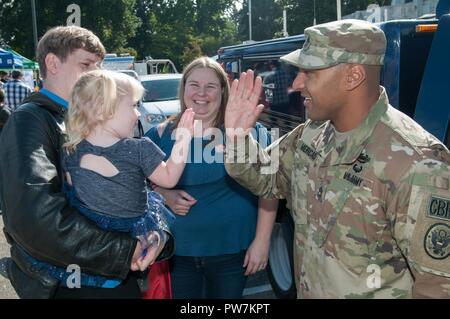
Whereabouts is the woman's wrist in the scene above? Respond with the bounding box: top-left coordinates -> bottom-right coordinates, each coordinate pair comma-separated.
254,233 -> 272,244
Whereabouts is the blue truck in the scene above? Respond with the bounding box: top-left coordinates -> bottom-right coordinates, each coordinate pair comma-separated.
218,1 -> 450,298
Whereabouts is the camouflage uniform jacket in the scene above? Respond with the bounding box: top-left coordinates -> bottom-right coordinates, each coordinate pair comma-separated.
225,87 -> 450,298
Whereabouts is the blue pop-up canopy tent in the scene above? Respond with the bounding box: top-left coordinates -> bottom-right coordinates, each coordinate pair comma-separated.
0,48 -> 23,68
7,49 -> 38,69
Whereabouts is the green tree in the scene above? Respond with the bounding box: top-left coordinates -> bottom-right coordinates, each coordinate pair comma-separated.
194,0 -> 235,37
275,0 -> 391,37
237,0 -> 283,42
181,35 -> 203,66
0,0 -> 35,58
0,0 -> 242,70
0,0 -> 140,59
193,0 -> 238,56
128,0 -> 238,70
127,0 -> 197,68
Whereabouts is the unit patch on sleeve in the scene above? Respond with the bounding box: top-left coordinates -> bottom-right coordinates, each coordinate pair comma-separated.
424,223 -> 450,260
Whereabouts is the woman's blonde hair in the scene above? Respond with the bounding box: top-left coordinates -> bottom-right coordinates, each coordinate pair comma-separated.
64,69 -> 144,152
170,57 -> 229,129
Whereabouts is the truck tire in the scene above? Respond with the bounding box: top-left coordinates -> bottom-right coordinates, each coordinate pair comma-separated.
267,212 -> 296,299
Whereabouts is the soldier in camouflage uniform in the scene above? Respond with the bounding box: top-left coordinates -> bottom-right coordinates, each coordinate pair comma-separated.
224,19 -> 450,298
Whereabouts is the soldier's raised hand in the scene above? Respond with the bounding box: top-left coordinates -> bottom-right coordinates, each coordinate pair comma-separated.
225,70 -> 265,138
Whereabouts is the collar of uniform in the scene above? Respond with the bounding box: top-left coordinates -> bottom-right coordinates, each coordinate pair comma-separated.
320,86 -> 389,166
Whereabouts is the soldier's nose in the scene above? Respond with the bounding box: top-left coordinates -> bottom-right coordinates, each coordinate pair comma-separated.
293,72 -> 306,90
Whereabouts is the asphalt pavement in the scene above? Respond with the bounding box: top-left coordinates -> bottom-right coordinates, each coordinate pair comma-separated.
0,219 -> 17,299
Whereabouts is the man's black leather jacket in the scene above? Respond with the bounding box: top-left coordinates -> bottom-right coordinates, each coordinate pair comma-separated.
0,92 -> 174,298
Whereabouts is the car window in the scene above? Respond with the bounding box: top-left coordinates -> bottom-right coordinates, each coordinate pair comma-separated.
142,78 -> 180,102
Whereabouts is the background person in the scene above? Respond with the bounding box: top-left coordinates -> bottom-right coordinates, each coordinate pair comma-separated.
146,57 -> 278,299
3,70 -> 32,111
0,88 -> 11,135
0,71 -> 9,90
269,60 -> 290,114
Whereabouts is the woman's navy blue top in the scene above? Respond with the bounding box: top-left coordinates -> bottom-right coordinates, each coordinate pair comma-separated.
146,122 -> 271,257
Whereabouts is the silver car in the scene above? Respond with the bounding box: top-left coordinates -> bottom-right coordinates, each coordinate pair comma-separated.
138,73 -> 182,134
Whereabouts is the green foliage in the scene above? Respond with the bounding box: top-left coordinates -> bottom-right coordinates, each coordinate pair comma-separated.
116,47 -> 138,58
274,0 -> 392,36
0,0 -> 141,59
128,0 -> 238,70
237,0 -> 283,41
233,0 -> 390,43
0,0 -> 239,71
181,36 -> 203,67
0,0 -> 35,59
2,1 -> 395,71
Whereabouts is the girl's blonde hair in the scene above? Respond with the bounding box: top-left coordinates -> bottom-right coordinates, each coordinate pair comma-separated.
64,69 -> 144,152
170,56 -> 229,129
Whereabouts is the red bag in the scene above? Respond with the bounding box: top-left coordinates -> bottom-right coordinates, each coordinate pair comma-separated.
142,260 -> 172,299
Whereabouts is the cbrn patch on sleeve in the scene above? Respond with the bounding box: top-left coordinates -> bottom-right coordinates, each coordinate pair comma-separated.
427,196 -> 450,222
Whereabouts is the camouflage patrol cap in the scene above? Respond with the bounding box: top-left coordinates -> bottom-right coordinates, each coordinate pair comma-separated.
281,19 -> 386,70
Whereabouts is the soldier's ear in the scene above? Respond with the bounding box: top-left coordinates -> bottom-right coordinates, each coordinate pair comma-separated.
343,64 -> 366,91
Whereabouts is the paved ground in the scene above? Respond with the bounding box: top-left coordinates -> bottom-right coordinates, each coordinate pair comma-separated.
243,270 -> 275,299
0,218 -> 18,299
0,217 -> 275,299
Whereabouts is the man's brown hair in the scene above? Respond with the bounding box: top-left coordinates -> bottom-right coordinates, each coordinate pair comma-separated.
36,26 -> 106,78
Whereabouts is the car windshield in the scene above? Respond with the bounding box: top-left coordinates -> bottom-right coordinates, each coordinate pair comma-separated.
141,78 -> 180,102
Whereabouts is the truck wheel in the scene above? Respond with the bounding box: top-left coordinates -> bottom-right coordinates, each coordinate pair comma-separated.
267,213 -> 296,299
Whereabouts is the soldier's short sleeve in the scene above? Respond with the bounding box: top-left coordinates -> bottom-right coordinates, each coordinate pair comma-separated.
394,145 -> 450,298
